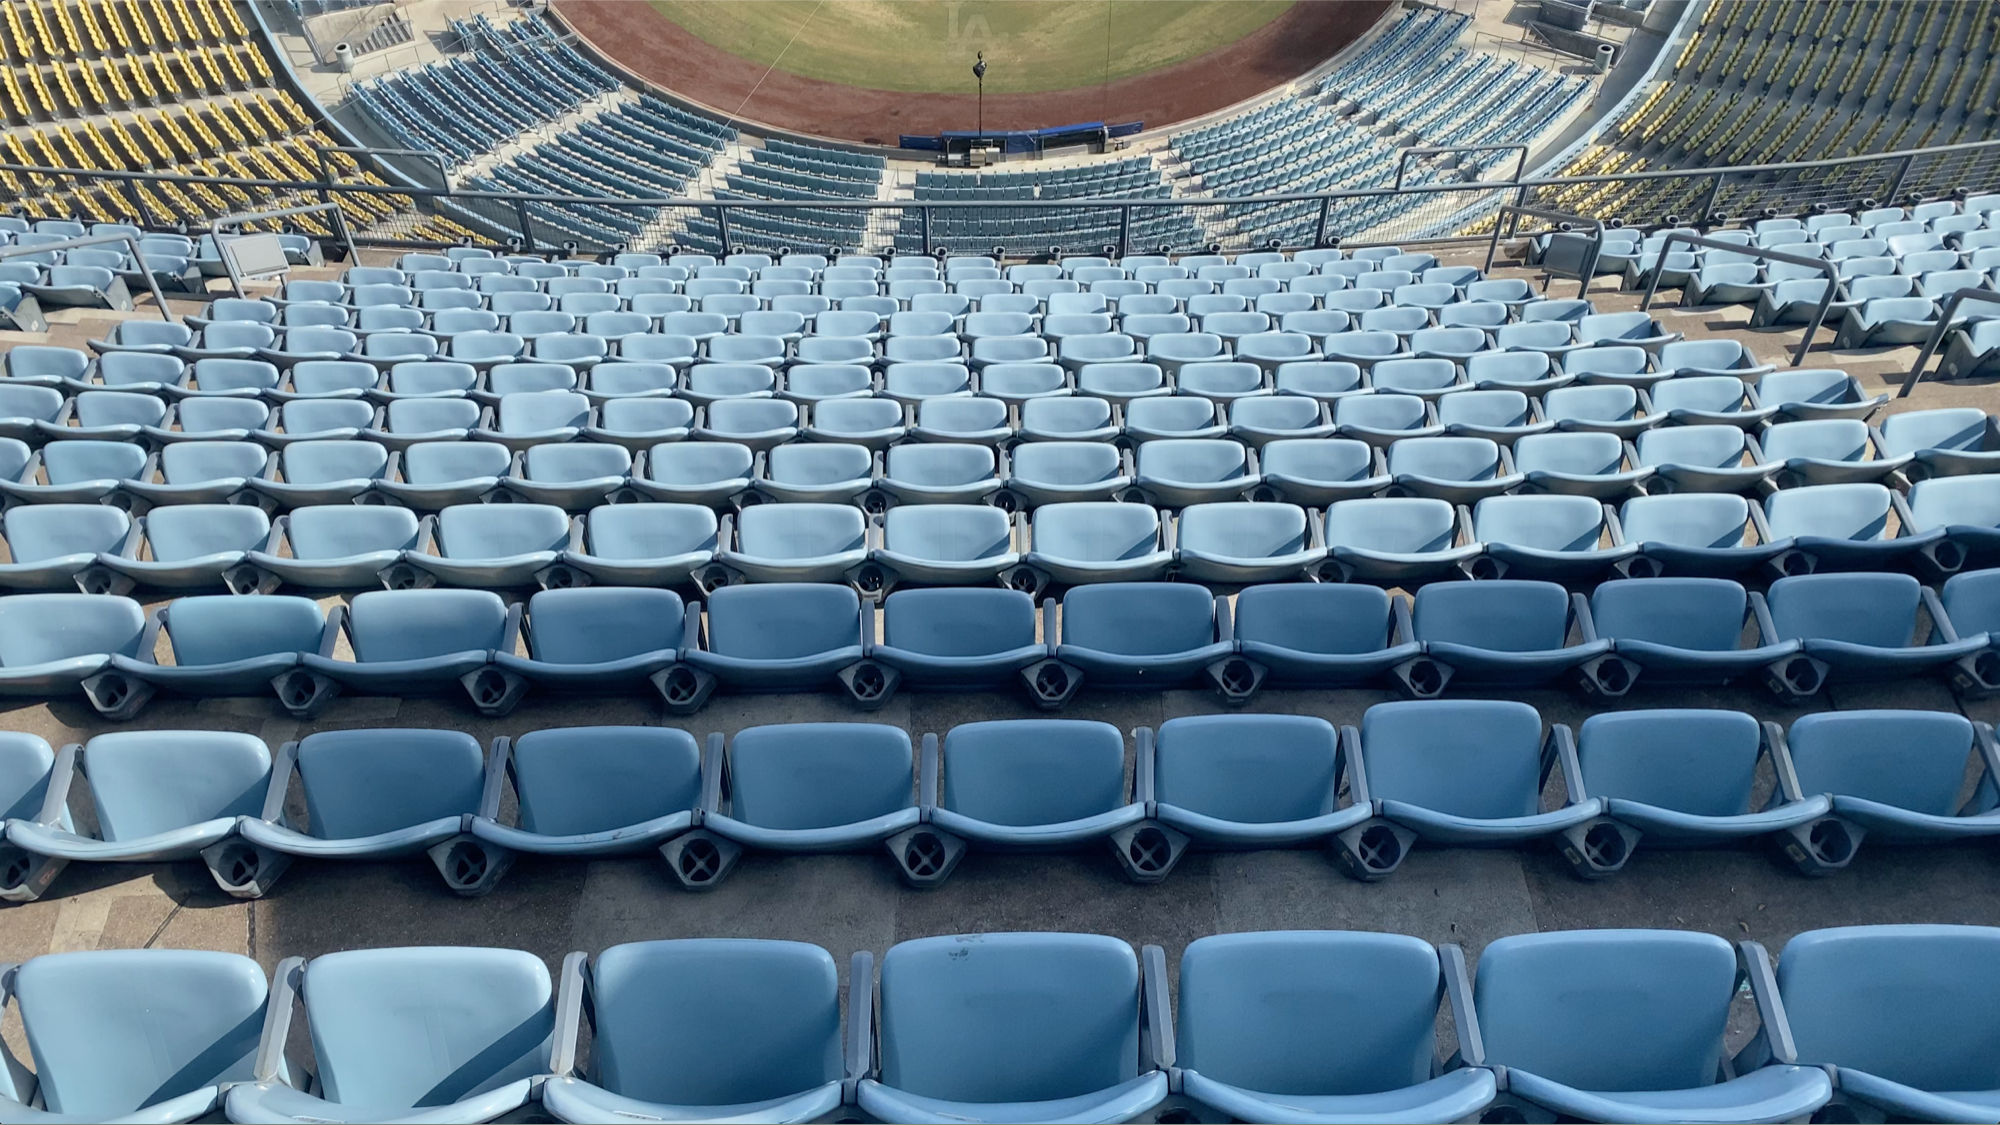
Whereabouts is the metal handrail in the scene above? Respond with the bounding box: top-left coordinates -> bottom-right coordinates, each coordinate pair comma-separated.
209,203 -> 361,298
1483,205 -> 1602,299
1639,233 -> 1840,367
1396,145 -> 1530,190
0,234 -> 174,321
1899,288 -> 2000,397
311,145 -> 453,191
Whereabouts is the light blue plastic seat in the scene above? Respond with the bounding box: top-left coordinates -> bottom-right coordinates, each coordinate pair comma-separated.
467,732 -> 699,860
7,730 -> 274,893
480,362 -> 579,404
1021,501 -> 1173,587
1588,576 -> 1799,690
301,589 -> 519,712
1,439 -> 149,504
1758,572 -> 1984,695
857,932 -> 1167,1124
717,502 -> 868,584
1509,431 -> 1645,500
41,391 -> 167,444
867,503 -> 1018,591
1053,582 -> 1233,695
1774,925 -> 2000,1122
1332,392 -> 1440,448
633,441 -> 754,507
1472,494 -> 1634,582
542,939 -> 845,1124
491,587 -> 681,700
1230,583 -> 1415,691
116,594 -> 329,716
681,362 -> 777,407
1776,710 -> 2000,871
1132,438 -> 1256,507
374,441 -> 509,509
1124,396 -> 1226,443
1762,482 -> 1936,572
260,399 -> 376,446
1556,709 -> 1829,876
1386,436 -> 1521,505
689,723 -> 918,880
1402,580 -> 1610,695
1636,424 -> 1778,494
901,719 -> 1142,883
474,390 -> 591,451
225,947 -> 554,1119
1561,343 -> 1660,388
147,396 -> 269,444
911,396 -> 1011,444
1469,930 -> 1832,1123
0,594 -> 149,710
869,588 -> 1049,694
1758,418 -> 1907,489
1227,396 -> 1334,446
1171,931 -> 1496,1122
0,384 -> 63,442
584,361 -> 679,402
247,440 -> 389,509
0,950 -> 267,1122
1174,500 -> 1324,584
1543,383 -> 1657,438
1339,700 -> 1597,878
693,397 -> 802,449
1076,361 -> 1169,404
1875,407 -> 2000,479
0,504 -> 129,592
673,583 -> 868,706
401,502 -> 574,589
1616,493 -> 1786,577
1272,360 -> 1365,401
96,504 -> 268,592
1910,478 -> 2000,576
1019,395 -> 1119,442
1251,438 -> 1384,507
119,440 -> 267,508
365,397 -> 482,450
1002,441 -> 1130,507
233,730 -> 504,895
1322,496 -> 1476,583
504,443 -> 632,510
805,397 -> 906,449
563,502 -> 717,587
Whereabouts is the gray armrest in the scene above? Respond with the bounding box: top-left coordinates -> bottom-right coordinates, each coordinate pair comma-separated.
1140,943 -> 1175,1073
1736,940 -> 1799,1065
844,949 -> 875,1099
477,737 -> 511,821
1440,943 -> 1484,1067
549,951 -> 589,1079
251,957 -> 306,1085
31,744 -> 79,828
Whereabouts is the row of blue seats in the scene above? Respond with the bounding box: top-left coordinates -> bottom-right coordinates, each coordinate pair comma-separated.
3,565 -> 1997,722
1,698 -> 1992,906
11,924 -> 1989,1123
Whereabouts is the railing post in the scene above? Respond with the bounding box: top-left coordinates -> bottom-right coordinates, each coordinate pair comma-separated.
1697,173 -> 1724,225
121,175 -> 154,229
1885,153 -> 1916,206
714,206 -> 732,257
513,199 -> 538,254
1313,197 -> 1332,249
920,207 -> 932,256
1116,205 -> 1131,259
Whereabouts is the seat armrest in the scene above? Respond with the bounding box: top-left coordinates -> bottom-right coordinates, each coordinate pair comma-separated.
1133,726 -> 1157,809
1764,720 -> 1808,802
696,732 -> 726,818
317,605 -> 346,659
252,957 -> 306,1085
549,951 -> 589,1079
1339,725 -> 1372,805
259,741 -> 300,824
1439,943 -> 1484,1067
844,950 -> 875,1100
1141,944 -> 1175,1073
917,733 -> 940,816
31,743 -> 79,828
477,737 -> 511,821
1735,940 -> 1799,1065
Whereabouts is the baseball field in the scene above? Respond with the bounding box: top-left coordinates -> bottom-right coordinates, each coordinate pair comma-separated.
643,0 -> 1297,94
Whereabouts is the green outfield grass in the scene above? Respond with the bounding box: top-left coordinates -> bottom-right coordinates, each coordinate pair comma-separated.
646,0 -> 1295,93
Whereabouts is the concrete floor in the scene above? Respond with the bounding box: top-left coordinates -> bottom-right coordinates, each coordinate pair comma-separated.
0,241 -> 1996,992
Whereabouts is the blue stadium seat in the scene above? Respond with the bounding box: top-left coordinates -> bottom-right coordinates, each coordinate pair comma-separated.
1401,579 -> 1612,696
668,583 -> 870,711
492,587 -> 683,703
1756,572 -> 1983,698
123,595 -> 334,718
301,589 -> 522,715
1587,577 -> 1798,693
469,727 -> 703,864
1051,582 -> 1236,701
563,502 -> 718,587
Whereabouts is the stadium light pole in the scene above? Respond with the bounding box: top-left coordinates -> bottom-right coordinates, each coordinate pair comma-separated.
973,52 -> 986,146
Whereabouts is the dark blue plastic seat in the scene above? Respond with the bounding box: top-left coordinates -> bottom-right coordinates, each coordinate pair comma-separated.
1401,580 -> 1613,696
469,726 -> 703,863
1052,582 -> 1235,701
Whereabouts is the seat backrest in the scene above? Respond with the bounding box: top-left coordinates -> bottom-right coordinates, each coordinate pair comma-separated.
434,503 -> 570,557
164,594 -> 324,667
1061,582 -> 1213,654
15,950 -> 267,1117
1475,929 -> 1734,1091
83,730 -> 271,840
346,589 -> 510,662
1588,577 -> 1748,653
881,588 -> 1036,656
0,594 -> 145,664
588,939 -> 842,1105
705,583 -> 860,659
1177,931 -> 1439,1095
1233,583 -> 1391,656
876,932 -> 1140,1102
1155,714 -> 1339,824
0,734 -> 53,820
285,504 -> 422,560
41,440 -> 147,484
1411,580 -> 1569,652
647,441 -> 754,483
1878,407 -> 1988,456
1637,424 -> 1748,470
525,587 -> 681,664
521,442 -> 630,482
766,442 -> 871,486
293,728 -> 485,840
1778,925 -> 2000,1091
1765,572 -> 1918,647
1325,497 -> 1456,554
1942,567 -> 2000,634
385,397 -> 479,434
940,720 -> 1127,825
1176,502 -> 1308,557
1390,436 -> 1500,481
140,505 -> 269,560
1358,700 -> 1544,818
726,723 -> 912,829
498,390 -> 590,432
1785,710 -> 1974,814
1575,710 -> 1759,816
2,504 -> 129,563
510,726 -> 701,837
583,502 -> 717,559
883,504 -> 1011,561
734,502 -> 865,557
302,947 -> 552,1108
157,441 -> 267,484
1472,494 -> 1605,551
1136,439 -> 1246,483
